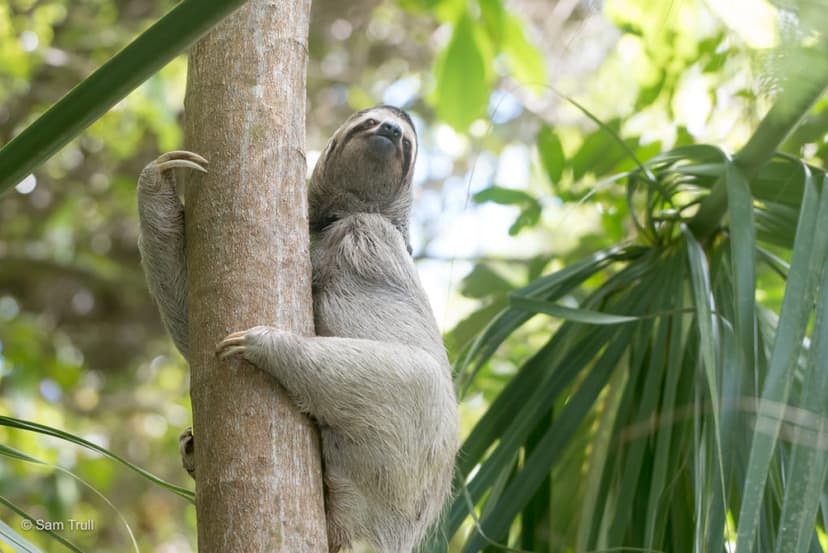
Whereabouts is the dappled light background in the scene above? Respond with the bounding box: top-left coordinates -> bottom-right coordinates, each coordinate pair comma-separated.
1,0 -> 825,551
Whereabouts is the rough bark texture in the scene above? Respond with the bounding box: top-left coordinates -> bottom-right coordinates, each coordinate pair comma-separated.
182,1 -> 327,552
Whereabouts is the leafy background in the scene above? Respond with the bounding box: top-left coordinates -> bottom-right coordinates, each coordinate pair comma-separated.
1,0 -> 828,552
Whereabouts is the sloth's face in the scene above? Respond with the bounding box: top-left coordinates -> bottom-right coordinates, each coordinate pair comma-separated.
340,109 -> 416,172
321,106 -> 417,199
309,106 -> 418,231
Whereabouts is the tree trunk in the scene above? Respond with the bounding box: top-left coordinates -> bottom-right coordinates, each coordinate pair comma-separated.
182,1 -> 327,552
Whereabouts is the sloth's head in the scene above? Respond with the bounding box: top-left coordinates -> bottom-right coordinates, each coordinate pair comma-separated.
309,105 -> 418,248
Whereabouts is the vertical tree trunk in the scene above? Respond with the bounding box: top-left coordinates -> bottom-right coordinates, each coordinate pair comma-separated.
182,2 -> 327,552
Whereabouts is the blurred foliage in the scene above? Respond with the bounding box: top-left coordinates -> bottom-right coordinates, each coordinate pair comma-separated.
1,0 -> 828,551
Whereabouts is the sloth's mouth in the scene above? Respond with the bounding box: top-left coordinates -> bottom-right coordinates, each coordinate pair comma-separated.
367,133 -> 400,154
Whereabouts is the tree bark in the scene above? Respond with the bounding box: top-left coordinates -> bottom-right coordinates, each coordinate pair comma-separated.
182,1 -> 327,552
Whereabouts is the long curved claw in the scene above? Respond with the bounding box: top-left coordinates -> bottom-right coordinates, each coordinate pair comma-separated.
217,331 -> 247,356
218,345 -> 247,360
157,159 -> 208,173
157,150 -> 209,166
154,150 -> 209,174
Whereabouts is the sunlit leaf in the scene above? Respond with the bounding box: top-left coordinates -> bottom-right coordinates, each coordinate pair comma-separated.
537,125 -> 565,184
472,186 -> 536,206
502,14 -> 547,94
434,12 -> 489,130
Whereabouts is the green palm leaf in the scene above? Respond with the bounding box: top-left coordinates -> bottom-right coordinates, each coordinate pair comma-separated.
435,53 -> 828,551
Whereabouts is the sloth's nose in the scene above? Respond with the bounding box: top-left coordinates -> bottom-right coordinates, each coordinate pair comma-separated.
377,120 -> 402,141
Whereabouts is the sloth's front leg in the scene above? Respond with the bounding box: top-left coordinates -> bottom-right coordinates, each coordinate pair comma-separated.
217,326 -> 440,429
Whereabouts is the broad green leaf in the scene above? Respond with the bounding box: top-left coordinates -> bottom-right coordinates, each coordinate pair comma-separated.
558,95 -> 653,180
509,203 -> 542,235
684,226 -> 722,417
571,123 -> 625,181
397,0 -> 464,20
472,186 -> 537,206
434,12 -> 489,130
0,0 -> 248,196
537,125 -> 565,184
478,0 -> 506,46
502,14 -> 547,94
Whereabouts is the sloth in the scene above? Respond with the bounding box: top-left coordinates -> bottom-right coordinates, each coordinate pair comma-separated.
136,105 -> 458,553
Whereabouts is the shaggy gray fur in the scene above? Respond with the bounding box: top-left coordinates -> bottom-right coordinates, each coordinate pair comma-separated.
137,107 -> 458,553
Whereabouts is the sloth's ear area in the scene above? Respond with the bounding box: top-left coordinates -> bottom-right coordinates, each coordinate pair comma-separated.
319,139 -> 338,162
311,139 -> 337,186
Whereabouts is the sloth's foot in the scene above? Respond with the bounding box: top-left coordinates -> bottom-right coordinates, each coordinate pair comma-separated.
138,150 -> 208,193
216,325 -> 287,368
151,150 -> 208,174
178,426 -> 195,479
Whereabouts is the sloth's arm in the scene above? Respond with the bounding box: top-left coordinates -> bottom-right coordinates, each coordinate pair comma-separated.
218,326 -> 443,429
137,151 -> 208,360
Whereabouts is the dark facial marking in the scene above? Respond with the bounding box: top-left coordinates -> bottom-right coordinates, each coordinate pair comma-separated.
341,118 -> 377,148
352,105 -> 416,137
402,138 -> 413,176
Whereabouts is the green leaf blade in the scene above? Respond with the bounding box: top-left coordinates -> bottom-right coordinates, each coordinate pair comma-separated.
434,13 -> 489,131
736,168 -> 828,553
0,0 -> 248,196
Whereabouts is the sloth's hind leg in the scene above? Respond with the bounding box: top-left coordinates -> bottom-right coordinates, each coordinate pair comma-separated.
178,426 -> 195,478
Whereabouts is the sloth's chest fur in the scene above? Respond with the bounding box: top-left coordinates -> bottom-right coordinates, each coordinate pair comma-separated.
310,213 -> 445,359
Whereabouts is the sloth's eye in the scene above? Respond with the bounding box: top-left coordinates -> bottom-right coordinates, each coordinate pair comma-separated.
403,138 -> 411,148
365,118 -> 378,126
